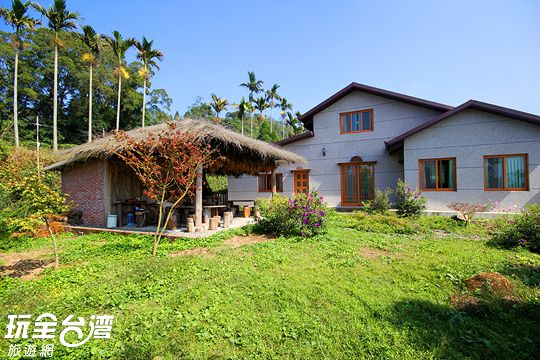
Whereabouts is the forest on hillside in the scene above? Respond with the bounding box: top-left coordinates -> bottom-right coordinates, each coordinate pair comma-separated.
0,28 -> 171,147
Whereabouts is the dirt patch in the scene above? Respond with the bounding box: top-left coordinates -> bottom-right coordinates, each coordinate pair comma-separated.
223,234 -> 274,248
171,234 -> 275,257
465,272 -> 514,295
0,249 -> 55,280
170,247 -> 215,257
358,247 -> 392,259
450,294 -> 479,310
451,272 -> 519,311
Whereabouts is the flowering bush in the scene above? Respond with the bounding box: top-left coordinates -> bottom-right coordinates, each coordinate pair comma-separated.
395,180 -> 426,217
255,191 -> 329,237
491,205 -> 540,253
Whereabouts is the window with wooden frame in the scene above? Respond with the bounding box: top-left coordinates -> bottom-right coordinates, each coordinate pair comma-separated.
484,154 -> 528,191
340,109 -> 374,134
339,162 -> 375,206
419,158 -> 457,191
258,173 -> 283,192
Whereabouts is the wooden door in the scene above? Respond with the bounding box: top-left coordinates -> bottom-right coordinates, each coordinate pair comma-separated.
293,170 -> 310,194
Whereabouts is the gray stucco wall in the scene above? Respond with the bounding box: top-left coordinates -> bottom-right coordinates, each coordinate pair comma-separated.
404,109 -> 540,211
228,90 -> 442,207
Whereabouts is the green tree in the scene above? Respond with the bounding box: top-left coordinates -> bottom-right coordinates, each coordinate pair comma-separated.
32,0 -> 79,151
253,95 -> 269,137
287,111 -> 304,135
232,96 -> 251,136
145,88 -> 172,125
240,71 -> 263,102
210,94 -> 228,121
134,36 -> 163,128
76,25 -> 103,143
103,30 -> 135,131
266,83 -> 280,132
0,28 -> 173,145
257,119 -> 278,143
279,97 -> 293,138
184,97 -> 214,119
0,0 -> 40,148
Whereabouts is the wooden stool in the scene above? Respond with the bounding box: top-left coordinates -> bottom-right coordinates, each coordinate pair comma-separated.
223,212 -> 231,228
187,218 -> 195,233
209,217 -> 219,231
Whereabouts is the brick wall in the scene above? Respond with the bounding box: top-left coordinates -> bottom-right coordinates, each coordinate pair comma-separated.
62,159 -> 106,226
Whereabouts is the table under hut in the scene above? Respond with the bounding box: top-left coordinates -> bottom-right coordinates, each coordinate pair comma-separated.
45,119 -> 304,231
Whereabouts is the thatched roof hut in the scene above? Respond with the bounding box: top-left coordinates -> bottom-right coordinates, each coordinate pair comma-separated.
47,119 -> 305,228
46,119 -> 305,174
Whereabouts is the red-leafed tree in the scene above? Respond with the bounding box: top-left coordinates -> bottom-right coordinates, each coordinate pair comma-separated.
113,123 -> 214,256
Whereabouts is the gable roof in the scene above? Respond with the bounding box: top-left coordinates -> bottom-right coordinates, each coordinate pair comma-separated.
298,82 -> 452,130
385,99 -> 540,153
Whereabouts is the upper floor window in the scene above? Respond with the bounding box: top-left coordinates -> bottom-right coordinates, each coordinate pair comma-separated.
484,154 -> 528,191
258,173 -> 283,192
340,109 -> 373,134
419,158 -> 456,191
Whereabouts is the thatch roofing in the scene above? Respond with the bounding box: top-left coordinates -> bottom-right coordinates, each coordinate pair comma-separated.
45,119 -> 305,175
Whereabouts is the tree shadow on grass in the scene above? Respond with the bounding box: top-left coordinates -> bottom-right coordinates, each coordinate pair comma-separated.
387,299 -> 540,360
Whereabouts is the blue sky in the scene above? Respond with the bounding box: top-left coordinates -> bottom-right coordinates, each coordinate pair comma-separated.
4,0 -> 540,115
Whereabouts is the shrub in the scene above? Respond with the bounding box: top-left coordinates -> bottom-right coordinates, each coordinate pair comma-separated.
255,190 -> 329,237
491,205 -> 540,253
395,180 -> 426,217
254,195 -> 292,235
364,188 -> 392,214
0,148 -> 68,239
448,202 -> 493,225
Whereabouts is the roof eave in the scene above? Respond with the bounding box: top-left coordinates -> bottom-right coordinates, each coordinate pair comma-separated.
274,131 -> 314,146
298,82 -> 453,128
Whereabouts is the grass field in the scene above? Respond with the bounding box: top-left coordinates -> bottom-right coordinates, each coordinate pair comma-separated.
1,214 -> 539,359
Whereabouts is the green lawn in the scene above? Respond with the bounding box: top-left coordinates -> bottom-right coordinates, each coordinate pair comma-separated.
1,214 -> 539,359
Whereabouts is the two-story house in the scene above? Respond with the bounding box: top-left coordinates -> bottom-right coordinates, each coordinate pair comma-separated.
228,83 -> 540,211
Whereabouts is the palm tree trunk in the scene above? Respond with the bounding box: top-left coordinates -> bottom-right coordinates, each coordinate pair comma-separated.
142,77 -> 147,128
241,114 -> 244,135
270,107 -> 273,132
53,42 -> 59,151
250,116 -> 253,138
116,76 -> 122,131
88,63 -> 93,142
13,50 -> 19,148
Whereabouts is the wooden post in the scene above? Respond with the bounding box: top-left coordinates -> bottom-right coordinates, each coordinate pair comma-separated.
195,164 -> 203,228
271,169 -> 277,196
